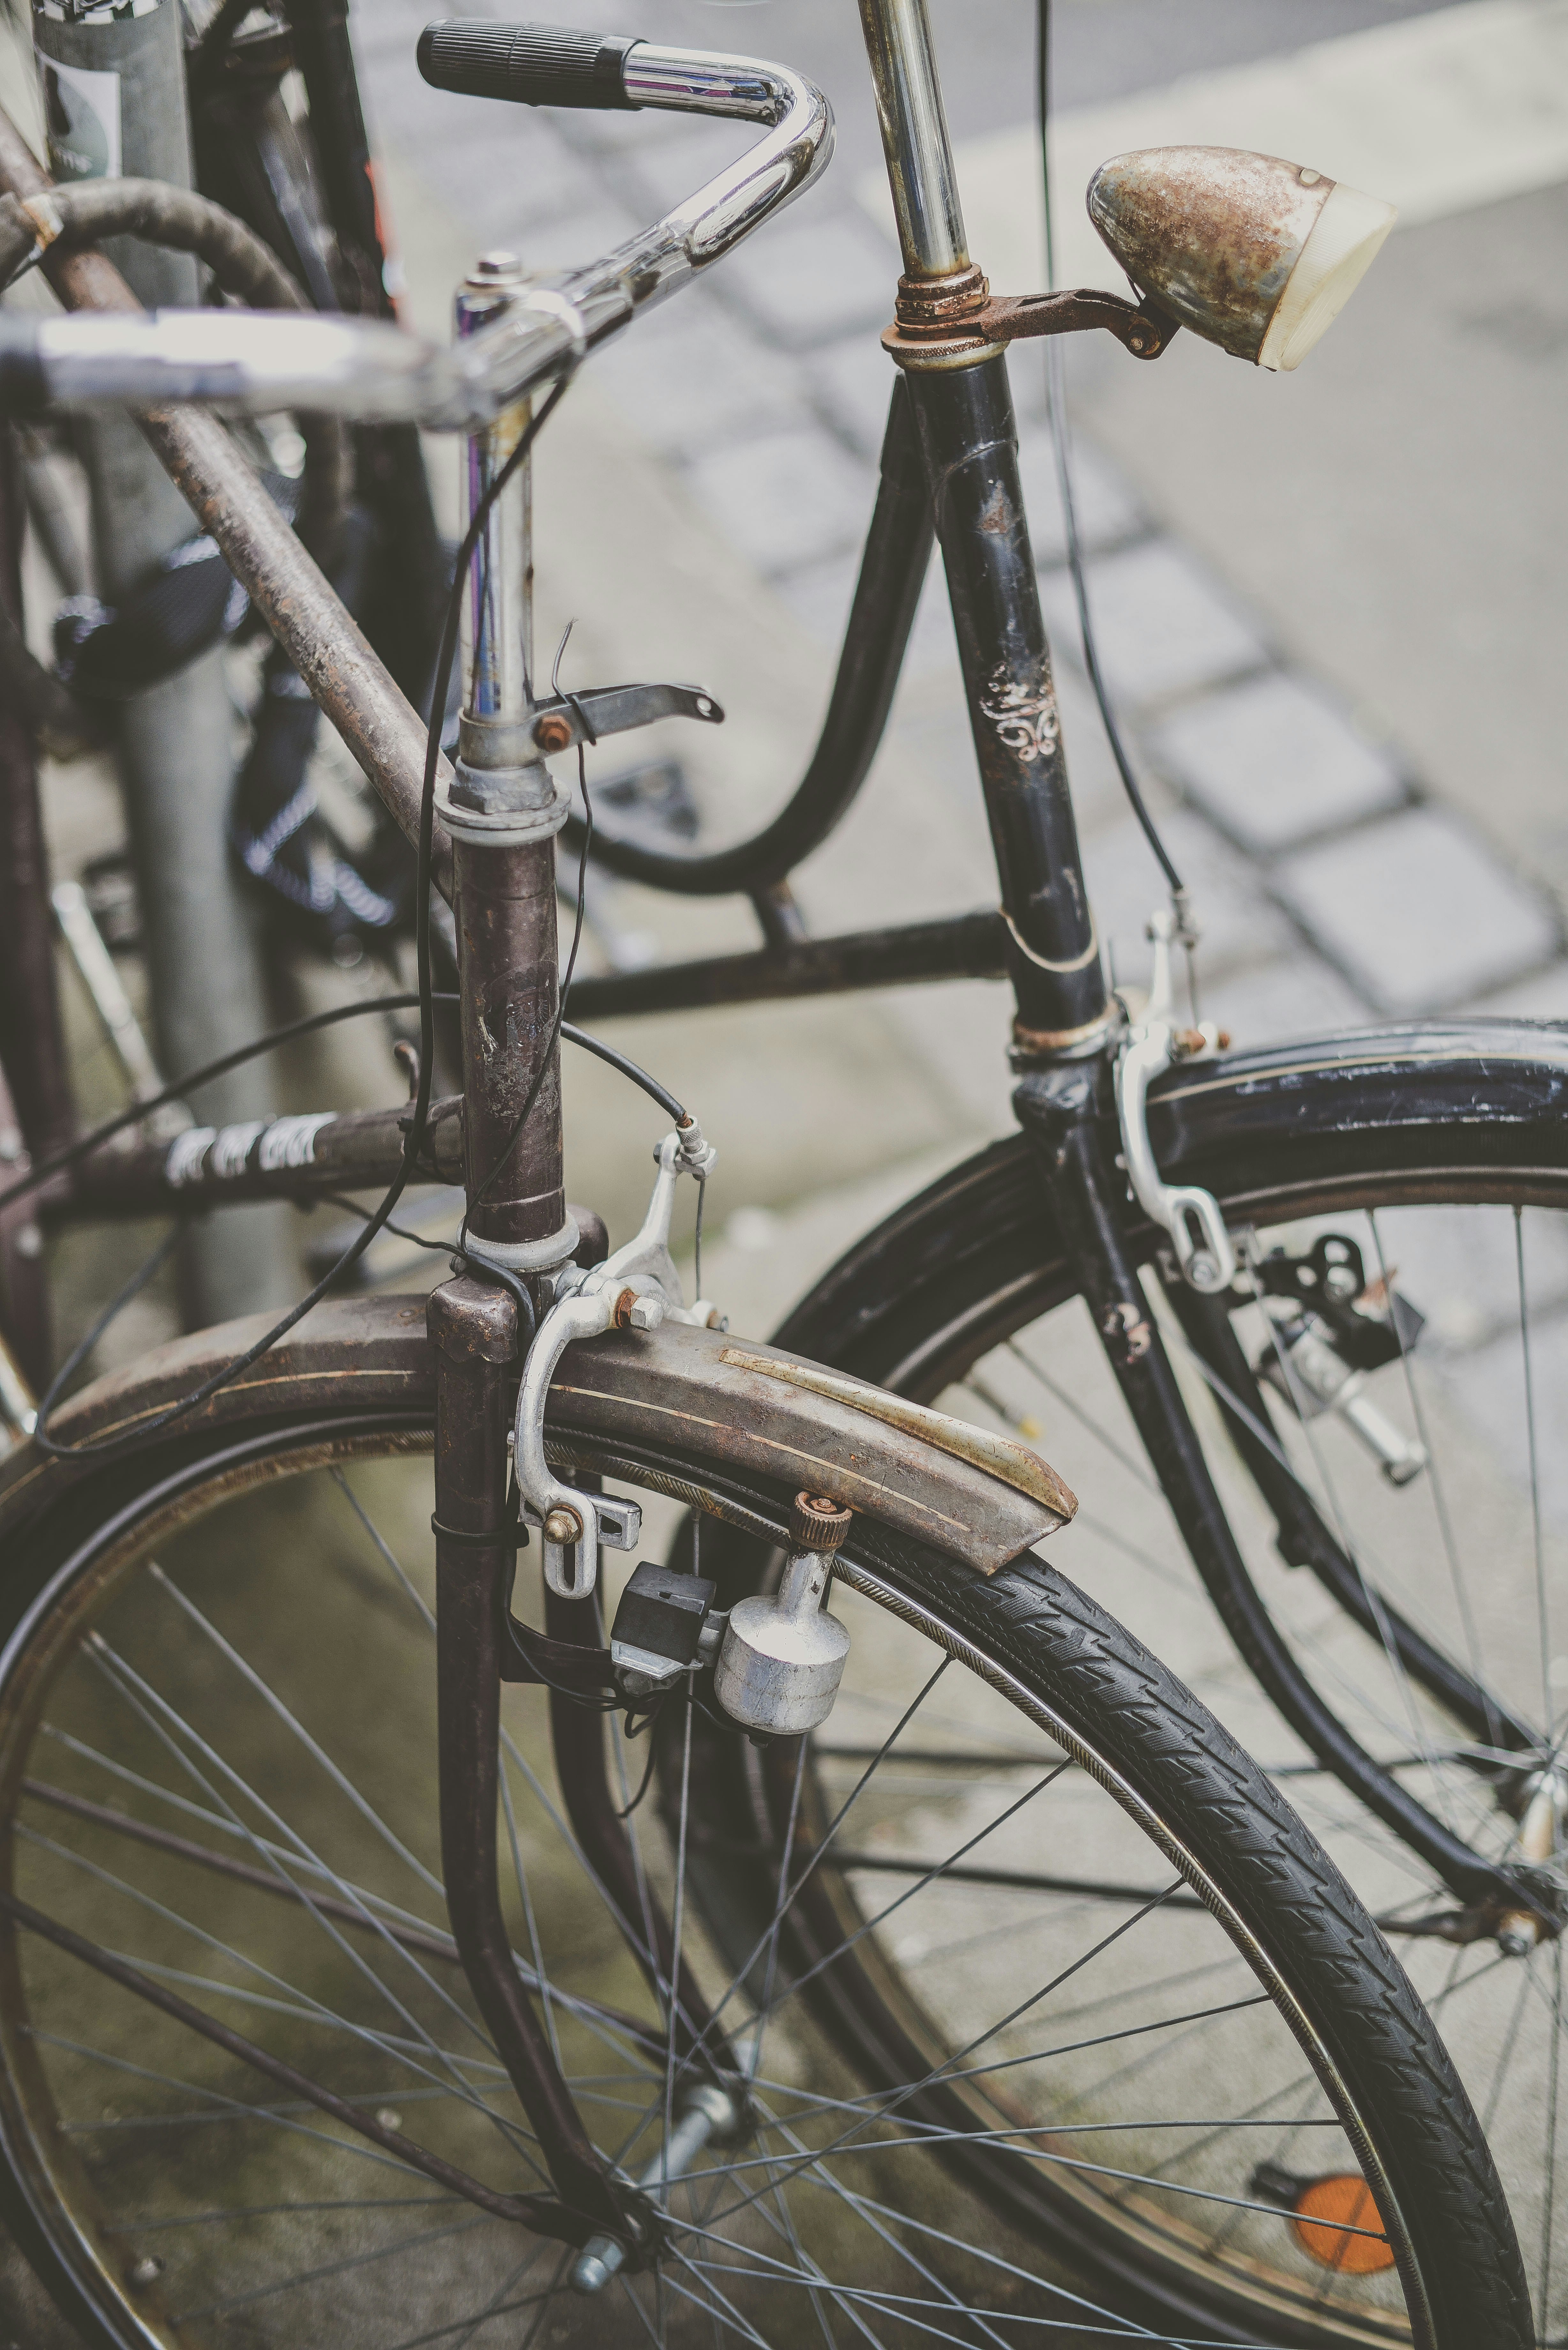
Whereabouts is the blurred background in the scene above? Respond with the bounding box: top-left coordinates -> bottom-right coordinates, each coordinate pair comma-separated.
0,0 -> 1564,2332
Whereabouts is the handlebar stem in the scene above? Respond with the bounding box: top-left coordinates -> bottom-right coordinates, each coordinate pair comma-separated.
855,0 -> 969,280
457,254 -> 535,729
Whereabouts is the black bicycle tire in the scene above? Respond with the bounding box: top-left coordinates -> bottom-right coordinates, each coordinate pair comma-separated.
0,1392 -> 1533,2348
767,1022 -> 1568,1388
755,1022 -> 1568,1866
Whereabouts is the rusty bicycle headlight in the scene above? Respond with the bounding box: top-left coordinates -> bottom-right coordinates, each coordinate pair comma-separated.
1086,146 -> 1397,371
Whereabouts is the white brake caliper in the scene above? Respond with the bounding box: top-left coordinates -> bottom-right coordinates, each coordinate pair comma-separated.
513,1122 -> 720,1598
1114,908 -> 1235,1294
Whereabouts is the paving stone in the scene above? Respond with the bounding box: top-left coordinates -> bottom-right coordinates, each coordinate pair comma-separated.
1274,807 -> 1561,1014
1144,671 -> 1407,853
714,208 -> 900,347
591,293 -> 809,458
348,0 -> 432,67
1015,428 -> 1143,567
682,426 -> 874,576
1081,806 -> 1295,988
1039,538 -> 1268,710
771,550 -> 859,647
398,113 -> 611,248
617,118 -> 761,213
773,545 -> 959,686
812,334 -> 902,457
1464,962 -> 1568,1021
1439,1312 -> 1568,1530
1200,949 -> 1371,1051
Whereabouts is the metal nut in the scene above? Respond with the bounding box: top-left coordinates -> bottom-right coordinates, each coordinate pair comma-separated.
533,712 -> 573,753
612,1287 -> 639,1329
789,1492 -> 852,1552
627,1296 -> 665,1332
543,1505 -> 583,1545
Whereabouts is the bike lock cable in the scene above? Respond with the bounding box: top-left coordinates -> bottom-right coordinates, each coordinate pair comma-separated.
1036,0 -> 1187,921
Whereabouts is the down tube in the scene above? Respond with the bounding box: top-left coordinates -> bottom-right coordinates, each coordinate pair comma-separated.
905,352 -> 1109,1053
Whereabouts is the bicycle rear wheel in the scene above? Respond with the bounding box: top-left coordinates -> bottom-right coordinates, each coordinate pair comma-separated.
760,1018 -> 1568,2342
0,1305 -> 1531,2347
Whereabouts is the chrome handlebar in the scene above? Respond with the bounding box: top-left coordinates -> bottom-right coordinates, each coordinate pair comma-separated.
0,41 -> 832,432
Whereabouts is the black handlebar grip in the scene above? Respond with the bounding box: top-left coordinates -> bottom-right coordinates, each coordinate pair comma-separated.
417,20 -> 642,109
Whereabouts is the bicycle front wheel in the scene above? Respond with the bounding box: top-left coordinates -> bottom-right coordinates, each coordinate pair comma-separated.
764,1018 -> 1568,2342
0,1299 -> 1531,2347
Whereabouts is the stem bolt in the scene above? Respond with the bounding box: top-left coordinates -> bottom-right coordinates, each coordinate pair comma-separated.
533,711 -> 573,753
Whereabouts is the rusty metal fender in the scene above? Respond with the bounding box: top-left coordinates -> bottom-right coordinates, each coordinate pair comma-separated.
0,1298 -> 1073,1574
553,1321 -> 1074,1570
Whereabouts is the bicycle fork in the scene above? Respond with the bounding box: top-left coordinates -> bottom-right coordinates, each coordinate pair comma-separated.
426,256 -> 739,2264
1014,1059 -> 1555,1931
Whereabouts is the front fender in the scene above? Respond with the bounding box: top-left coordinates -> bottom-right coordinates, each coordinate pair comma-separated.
0,1296 -> 1073,1575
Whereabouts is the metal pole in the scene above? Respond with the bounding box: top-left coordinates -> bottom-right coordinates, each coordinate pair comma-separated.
0,423 -> 72,1168
854,0 -> 969,280
31,0 -> 290,1323
0,103 -> 458,895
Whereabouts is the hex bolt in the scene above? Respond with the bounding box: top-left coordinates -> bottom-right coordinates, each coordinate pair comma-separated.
627,1295 -> 665,1332
533,711 -> 573,753
573,2083 -> 738,2295
543,1505 -> 583,1545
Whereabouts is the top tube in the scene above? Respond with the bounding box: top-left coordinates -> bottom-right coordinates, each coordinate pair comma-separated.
0,37 -> 832,432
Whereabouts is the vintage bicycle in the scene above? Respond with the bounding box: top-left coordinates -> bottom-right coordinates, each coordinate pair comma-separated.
0,5 -> 1551,2345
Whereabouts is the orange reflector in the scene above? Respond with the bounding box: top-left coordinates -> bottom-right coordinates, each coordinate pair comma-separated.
1290,2174 -> 1395,2274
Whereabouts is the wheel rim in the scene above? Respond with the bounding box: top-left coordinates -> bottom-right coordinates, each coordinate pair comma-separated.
0,1421 -> 1462,2346
862,1180 -> 1568,2346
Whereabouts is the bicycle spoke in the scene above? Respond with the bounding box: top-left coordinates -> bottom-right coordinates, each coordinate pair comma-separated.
1517,1209 -> 1556,1738
1367,1210 -> 1497,1745
80,1633 -> 527,2144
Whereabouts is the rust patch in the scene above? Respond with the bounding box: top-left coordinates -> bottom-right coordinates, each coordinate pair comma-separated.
979,484 -> 1012,536
718,1347 -> 1076,1524
1087,147 -> 1331,362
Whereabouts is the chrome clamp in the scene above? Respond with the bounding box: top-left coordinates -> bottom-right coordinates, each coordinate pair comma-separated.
513,1121 -> 720,1598
1114,909 -> 1235,1294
